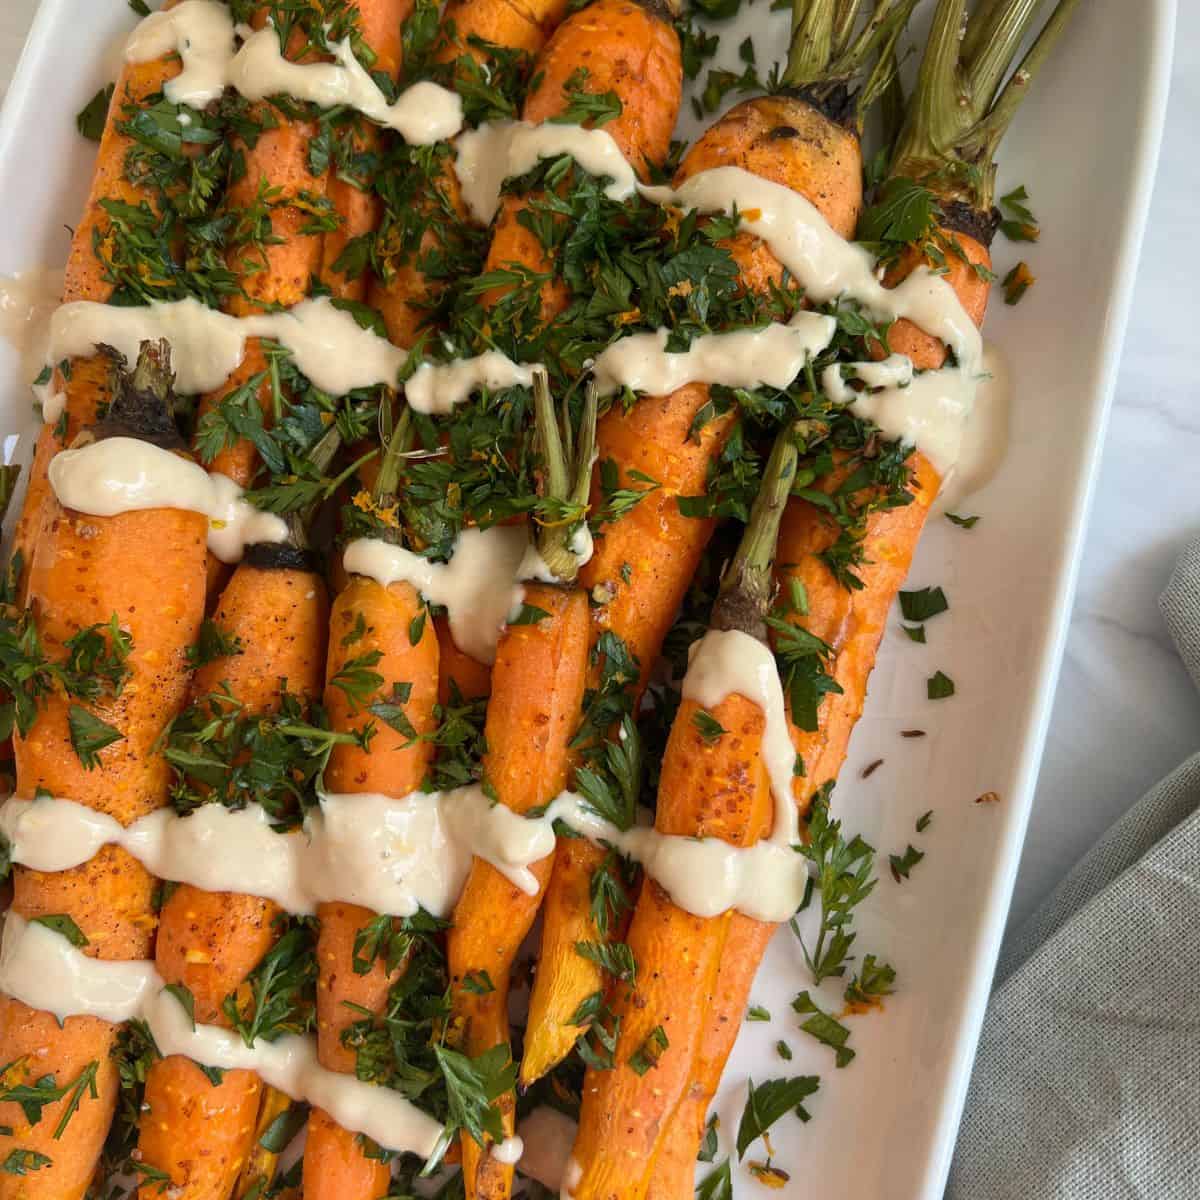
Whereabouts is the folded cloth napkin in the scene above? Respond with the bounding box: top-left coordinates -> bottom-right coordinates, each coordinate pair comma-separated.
947,537 -> 1200,1200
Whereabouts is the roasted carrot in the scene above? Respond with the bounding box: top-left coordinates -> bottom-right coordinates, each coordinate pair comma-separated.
0,344 -> 207,1200
445,375 -> 595,1199
135,545 -> 329,1200
568,426 -> 797,1200
437,0 -> 572,63
521,72 -> 876,1084
11,0 -> 193,595
643,457 -> 939,1199
643,3 -> 1081,1185
480,0 -> 682,319
367,0 -> 578,349
302,419 -> 440,1200
320,2 -> 411,300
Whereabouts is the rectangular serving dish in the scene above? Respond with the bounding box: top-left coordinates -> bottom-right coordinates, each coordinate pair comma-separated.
0,1 -> 1175,1195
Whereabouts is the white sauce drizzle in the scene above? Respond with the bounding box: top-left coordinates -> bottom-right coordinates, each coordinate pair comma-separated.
125,0 -> 461,144
0,634 -> 811,924
0,916 -> 443,1158
680,629 -> 800,847
343,526 -> 529,665
0,267 -> 65,415
455,120 -> 639,224
45,296 -> 406,399
47,438 -> 287,563
647,167 -> 983,376
822,344 -> 1010,506
591,313 -> 835,398
405,351 -> 536,415
491,1136 -> 524,1166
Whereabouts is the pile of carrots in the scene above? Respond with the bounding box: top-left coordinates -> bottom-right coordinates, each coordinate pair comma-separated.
0,0 -> 1079,1197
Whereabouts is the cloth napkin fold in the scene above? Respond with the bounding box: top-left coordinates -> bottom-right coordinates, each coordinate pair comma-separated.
947,537 -> 1200,1200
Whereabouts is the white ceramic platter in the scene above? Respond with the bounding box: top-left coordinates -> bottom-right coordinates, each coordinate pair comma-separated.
0,1 -> 1175,1196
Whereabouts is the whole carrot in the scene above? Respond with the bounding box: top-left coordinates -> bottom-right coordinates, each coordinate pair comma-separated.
568,425 -> 798,1200
0,344 -> 207,1200
301,418 -> 441,1200
521,0 -> 912,1077
135,540 -> 329,1200
11,0 -> 200,595
647,2 -> 1080,1186
445,374 -> 596,1200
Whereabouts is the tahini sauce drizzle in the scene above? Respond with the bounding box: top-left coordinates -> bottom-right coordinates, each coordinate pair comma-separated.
47,437 -> 287,563
125,0 -> 461,144
0,916 -> 443,1158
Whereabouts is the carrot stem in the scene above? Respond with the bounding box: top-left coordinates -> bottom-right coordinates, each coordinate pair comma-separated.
373,403 -> 413,505
890,0 -> 1079,208
784,0 -> 921,129
533,373 -> 597,584
963,0 -> 1081,167
711,425 -> 797,640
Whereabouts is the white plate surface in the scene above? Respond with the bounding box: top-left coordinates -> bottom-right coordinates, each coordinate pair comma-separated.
0,1 -> 1175,1196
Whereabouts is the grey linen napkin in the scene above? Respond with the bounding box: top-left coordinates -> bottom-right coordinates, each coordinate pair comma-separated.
946,537 -> 1200,1200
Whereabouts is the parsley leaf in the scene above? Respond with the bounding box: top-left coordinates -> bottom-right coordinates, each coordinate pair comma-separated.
692,709 -> 726,743
792,991 -> 855,1067
844,954 -> 897,1008
574,939 -> 635,983
1,1149 -> 51,1175
898,586 -> 948,622
735,1075 -> 820,1158
696,1158 -> 733,1200
945,512 -> 980,529
792,787 -> 877,984
627,1025 -> 668,1075
889,844 -> 925,882
67,706 -> 123,770
927,671 -> 955,700
76,84 -> 114,142
30,914 -> 88,948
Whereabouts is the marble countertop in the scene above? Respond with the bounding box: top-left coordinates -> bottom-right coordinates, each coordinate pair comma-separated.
1,1 -> 1196,935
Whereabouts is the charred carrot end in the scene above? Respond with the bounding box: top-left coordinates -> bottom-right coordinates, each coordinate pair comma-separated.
324,574 -> 440,794
303,1107 -> 392,1200
136,1059 -> 263,1200
677,93 -> 864,239
0,999 -> 119,1200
